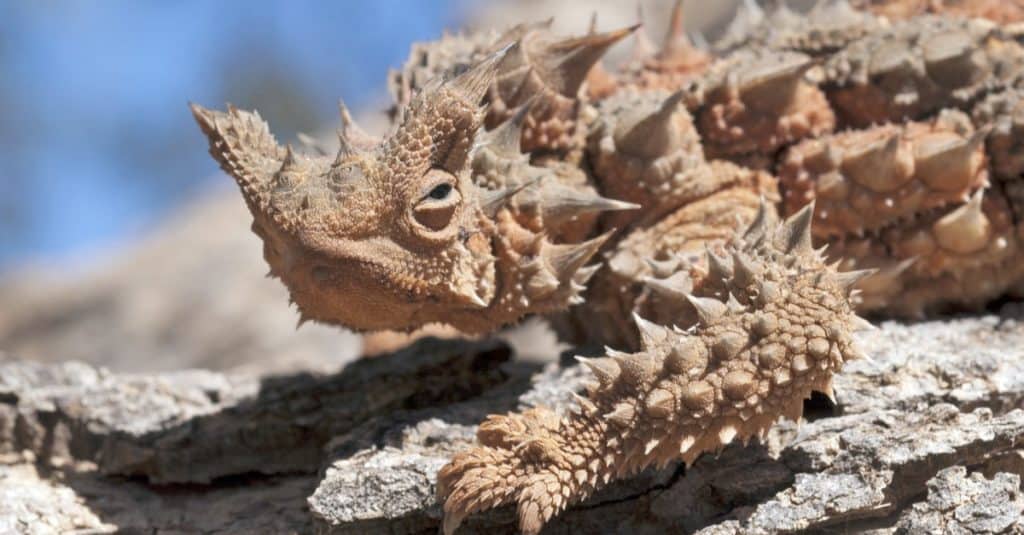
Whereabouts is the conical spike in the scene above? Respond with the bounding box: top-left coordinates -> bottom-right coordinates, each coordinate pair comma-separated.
479,177 -> 541,217
480,100 -> 532,158
742,197 -> 775,245
732,251 -> 761,288
538,183 -> 641,221
449,41 -> 518,104
852,315 -> 875,332
572,392 -> 598,414
335,98 -> 378,162
605,403 -> 636,426
933,188 -> 991,254
545,231 -> 614,281
337,98 -> 377,148
630,3 -> 658,62
338,98 -> 356,129
725,293 -> 745,313
706,248 -> 734,281
190,102 -> 288,223
633,313 -> 669,349
820,380 -> 836,404
686,294 -> 727,325
335,129 -> 354,163
281,144 -> 298,170
738,55 -> 811,98
644,271 -> 694,301
834,268 -> 877,292
645,389 -> 674,417
573,264 -> 601,286
615,90 -> 686,159
575,356 -> 622,385
541,25 -> 639,97
661,0 -> 695,59
777,202 -> 815,254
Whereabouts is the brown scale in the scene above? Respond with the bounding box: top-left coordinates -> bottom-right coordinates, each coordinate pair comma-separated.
560,174 -> 778,350
715,0 -> 882,57
470,104 -> 637,243
694,49 -> 836,160
851,0 -> 1024,25
191,7 -> 1024,534
779,111 -> 989,239
387,29 -> 500,114
824,15 -> 1024,127
439,204 -> 870,535
973,87 -> 1024,181
827,189 -> 1021,316
616,0 -> 713,93
587,89 -> 708,230
484,23 -> 638,154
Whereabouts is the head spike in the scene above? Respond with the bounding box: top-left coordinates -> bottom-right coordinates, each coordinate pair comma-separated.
281,143 -> 298,170
451,42 -> 518,104
189,102 -> 290,222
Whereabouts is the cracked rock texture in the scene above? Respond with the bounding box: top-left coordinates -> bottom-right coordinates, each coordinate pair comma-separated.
1,312 -> 1023,534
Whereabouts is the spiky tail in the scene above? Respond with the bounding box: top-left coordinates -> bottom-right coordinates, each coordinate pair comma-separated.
437,202 -> 872,534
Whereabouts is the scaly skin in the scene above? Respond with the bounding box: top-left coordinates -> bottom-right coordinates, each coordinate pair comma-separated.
438,204 -> 870,534
191,2 -> 1024,532
852,0 -> 1024,25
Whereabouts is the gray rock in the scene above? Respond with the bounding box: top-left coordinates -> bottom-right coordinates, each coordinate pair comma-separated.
1,314 -> 1024,534
895,466 -> 1024,534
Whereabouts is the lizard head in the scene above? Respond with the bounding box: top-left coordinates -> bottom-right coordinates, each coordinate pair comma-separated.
191,51 -> 511,332
192,46 -> 608,334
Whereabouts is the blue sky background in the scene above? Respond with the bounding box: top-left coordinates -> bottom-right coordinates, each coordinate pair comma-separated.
0,1 -> 464,270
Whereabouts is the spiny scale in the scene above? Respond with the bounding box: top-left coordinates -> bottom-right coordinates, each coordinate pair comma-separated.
438,202 -> 867,535
190,3 -> 1024,533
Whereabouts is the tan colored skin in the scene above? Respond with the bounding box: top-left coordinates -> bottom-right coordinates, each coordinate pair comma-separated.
192,50 -> 609,334
439,205 -> 870,535
192,3 -> 1024,533
852,0 -> 1024,24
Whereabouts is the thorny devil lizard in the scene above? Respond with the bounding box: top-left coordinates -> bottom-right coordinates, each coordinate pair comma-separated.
191,1 -> 1024,533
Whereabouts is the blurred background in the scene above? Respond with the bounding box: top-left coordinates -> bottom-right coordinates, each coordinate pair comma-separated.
0,0 -> 742,374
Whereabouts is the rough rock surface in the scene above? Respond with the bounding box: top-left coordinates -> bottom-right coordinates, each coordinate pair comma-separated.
1,311 -> 1023,533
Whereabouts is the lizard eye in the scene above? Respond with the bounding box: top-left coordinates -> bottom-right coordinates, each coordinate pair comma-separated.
427,183 -> 453,200
411,169 -> 461,233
